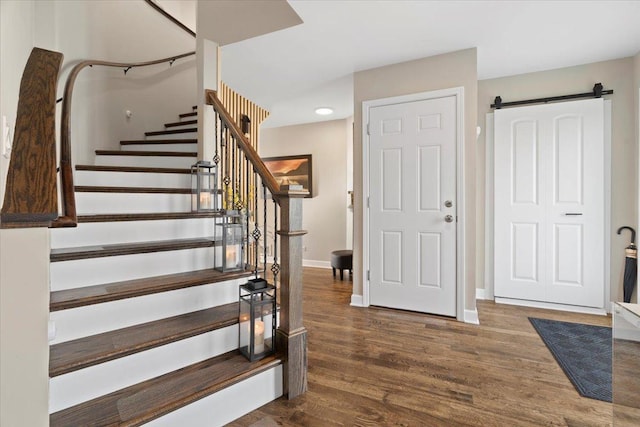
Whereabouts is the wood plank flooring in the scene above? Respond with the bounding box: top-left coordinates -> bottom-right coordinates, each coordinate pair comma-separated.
230,267 -> 612,427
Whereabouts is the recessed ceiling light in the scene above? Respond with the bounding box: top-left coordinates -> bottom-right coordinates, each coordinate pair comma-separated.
315,107 -> 334,116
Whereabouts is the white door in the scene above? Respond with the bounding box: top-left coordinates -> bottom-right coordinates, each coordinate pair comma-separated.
369,96 -> 457,316
494,98 -> 605,308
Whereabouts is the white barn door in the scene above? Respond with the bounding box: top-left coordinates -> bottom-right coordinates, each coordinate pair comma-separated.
494,98 -> 605,308
368,96 -> 457,316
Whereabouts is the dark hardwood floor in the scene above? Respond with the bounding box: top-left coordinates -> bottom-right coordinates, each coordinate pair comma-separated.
229,267 -> 612,427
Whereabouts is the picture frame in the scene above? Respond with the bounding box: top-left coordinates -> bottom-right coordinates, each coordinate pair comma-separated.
263,154 -> 313,198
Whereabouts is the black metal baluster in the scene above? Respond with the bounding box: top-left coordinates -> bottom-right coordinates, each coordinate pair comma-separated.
222,125 -> 230,210
271,199 -> 280,288
251,179 -> 263,279
213,112 -> 220,210
263,184 -> 268,278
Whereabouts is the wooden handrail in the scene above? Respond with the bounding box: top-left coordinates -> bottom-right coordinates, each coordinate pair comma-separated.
1,48 -> 62,228
144,0 -> 195,38
205,90 -> 309,201
52,51 -> 196,228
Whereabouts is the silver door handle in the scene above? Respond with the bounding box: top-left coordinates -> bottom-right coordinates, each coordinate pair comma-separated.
445,215 -> 454,223
564,213 -> 583,216
444,200 -> 453,208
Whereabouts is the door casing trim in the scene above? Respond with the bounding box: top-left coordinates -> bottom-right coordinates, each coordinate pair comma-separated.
361,87 -> 466,322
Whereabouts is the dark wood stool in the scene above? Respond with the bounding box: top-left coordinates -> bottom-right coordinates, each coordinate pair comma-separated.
331,249 -> 353,280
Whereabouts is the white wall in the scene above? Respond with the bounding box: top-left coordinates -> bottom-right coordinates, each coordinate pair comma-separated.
477,57 -> 637,303
51,0 -> 197,165
260,119 -> 350,267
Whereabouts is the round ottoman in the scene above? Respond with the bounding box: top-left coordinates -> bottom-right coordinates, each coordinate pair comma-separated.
331,250 -> 353,281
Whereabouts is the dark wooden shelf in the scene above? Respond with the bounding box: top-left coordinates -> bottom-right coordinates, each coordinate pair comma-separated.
49,350 -> 281,426
75,165 -> 191,174
75,186 -> 191,194
145,128 -> 197,136
164,119 -> 197,128
77,211 -> 224,223
50,268 -> 252,311
95,150 -> 196,157
120,139 -> 196,145
50,237 -> 217,262
179,111 -> 197,119
50,302 -> 240,377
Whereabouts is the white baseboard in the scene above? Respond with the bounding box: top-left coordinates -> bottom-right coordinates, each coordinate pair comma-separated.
495,297 -> 607,316
476,288 -> 486,300
303,259 -> 331,269
464,309 -> 480,325
350,294 -> 365,307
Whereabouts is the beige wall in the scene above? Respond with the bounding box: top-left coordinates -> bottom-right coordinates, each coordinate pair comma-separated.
477,57 -> 637,303
260,118 -> 350,265
0,228 -> 51,427
353,48 -> 478,311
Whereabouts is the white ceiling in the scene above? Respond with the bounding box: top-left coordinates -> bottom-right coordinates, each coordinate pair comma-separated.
219,0 -> 640,129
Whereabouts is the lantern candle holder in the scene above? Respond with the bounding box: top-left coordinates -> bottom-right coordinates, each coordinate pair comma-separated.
239,278 -> 276,361
191,160 -> 218,212
215,210 -> 245,272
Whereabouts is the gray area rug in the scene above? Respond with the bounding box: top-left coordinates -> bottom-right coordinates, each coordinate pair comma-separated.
529,317 -> 612,402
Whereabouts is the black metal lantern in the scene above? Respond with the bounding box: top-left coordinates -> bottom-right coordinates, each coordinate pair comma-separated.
215,211 -> 245,272
239,278 -> 276,361
191,160 -> 217,212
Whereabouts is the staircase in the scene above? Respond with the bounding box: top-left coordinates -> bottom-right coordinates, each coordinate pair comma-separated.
48,108 -> 283,426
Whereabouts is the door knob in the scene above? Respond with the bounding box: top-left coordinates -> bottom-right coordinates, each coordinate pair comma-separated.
444,200 -> 453,208
444,215 -> 454,223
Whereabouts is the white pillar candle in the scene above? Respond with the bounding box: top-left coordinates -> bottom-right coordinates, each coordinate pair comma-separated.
226,246 -> 237,267
199,192 -> 211,209
254,320 -> 265,353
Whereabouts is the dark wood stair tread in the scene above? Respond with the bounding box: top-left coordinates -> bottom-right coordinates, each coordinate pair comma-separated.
49,351 -> 281,426
78,211 -> 224,223
145,128 -> 197,136
164,119 -> 197,128
50,303 -> 240,377
76,165 -> 191,174
50,237 -> 217,262
50,268 -> 252,311
179,111 -> 197,119
95,150 -> 196,157
120,139 -> 196,145
75,186 -> 191,194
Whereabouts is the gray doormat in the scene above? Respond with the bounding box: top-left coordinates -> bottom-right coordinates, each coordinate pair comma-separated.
529,317 -> 611,402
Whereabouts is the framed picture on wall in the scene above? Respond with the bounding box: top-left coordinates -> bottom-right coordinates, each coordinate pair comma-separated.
263,154 -> 313,198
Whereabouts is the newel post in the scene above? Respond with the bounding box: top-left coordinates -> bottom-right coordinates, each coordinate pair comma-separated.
275,184 -> 308,399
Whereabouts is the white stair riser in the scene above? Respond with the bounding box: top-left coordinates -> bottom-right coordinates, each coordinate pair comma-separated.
75,170 -> 191,188
76,192 -> 190,214
51,218 -> 219,248
145,366 -> 283,427
50,247 -> 219,290
49,326 -> 240,413
145,131 -> 197,141
50,278 -> 244,344
121,143 -> 197,153
95,155 -> 195,168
